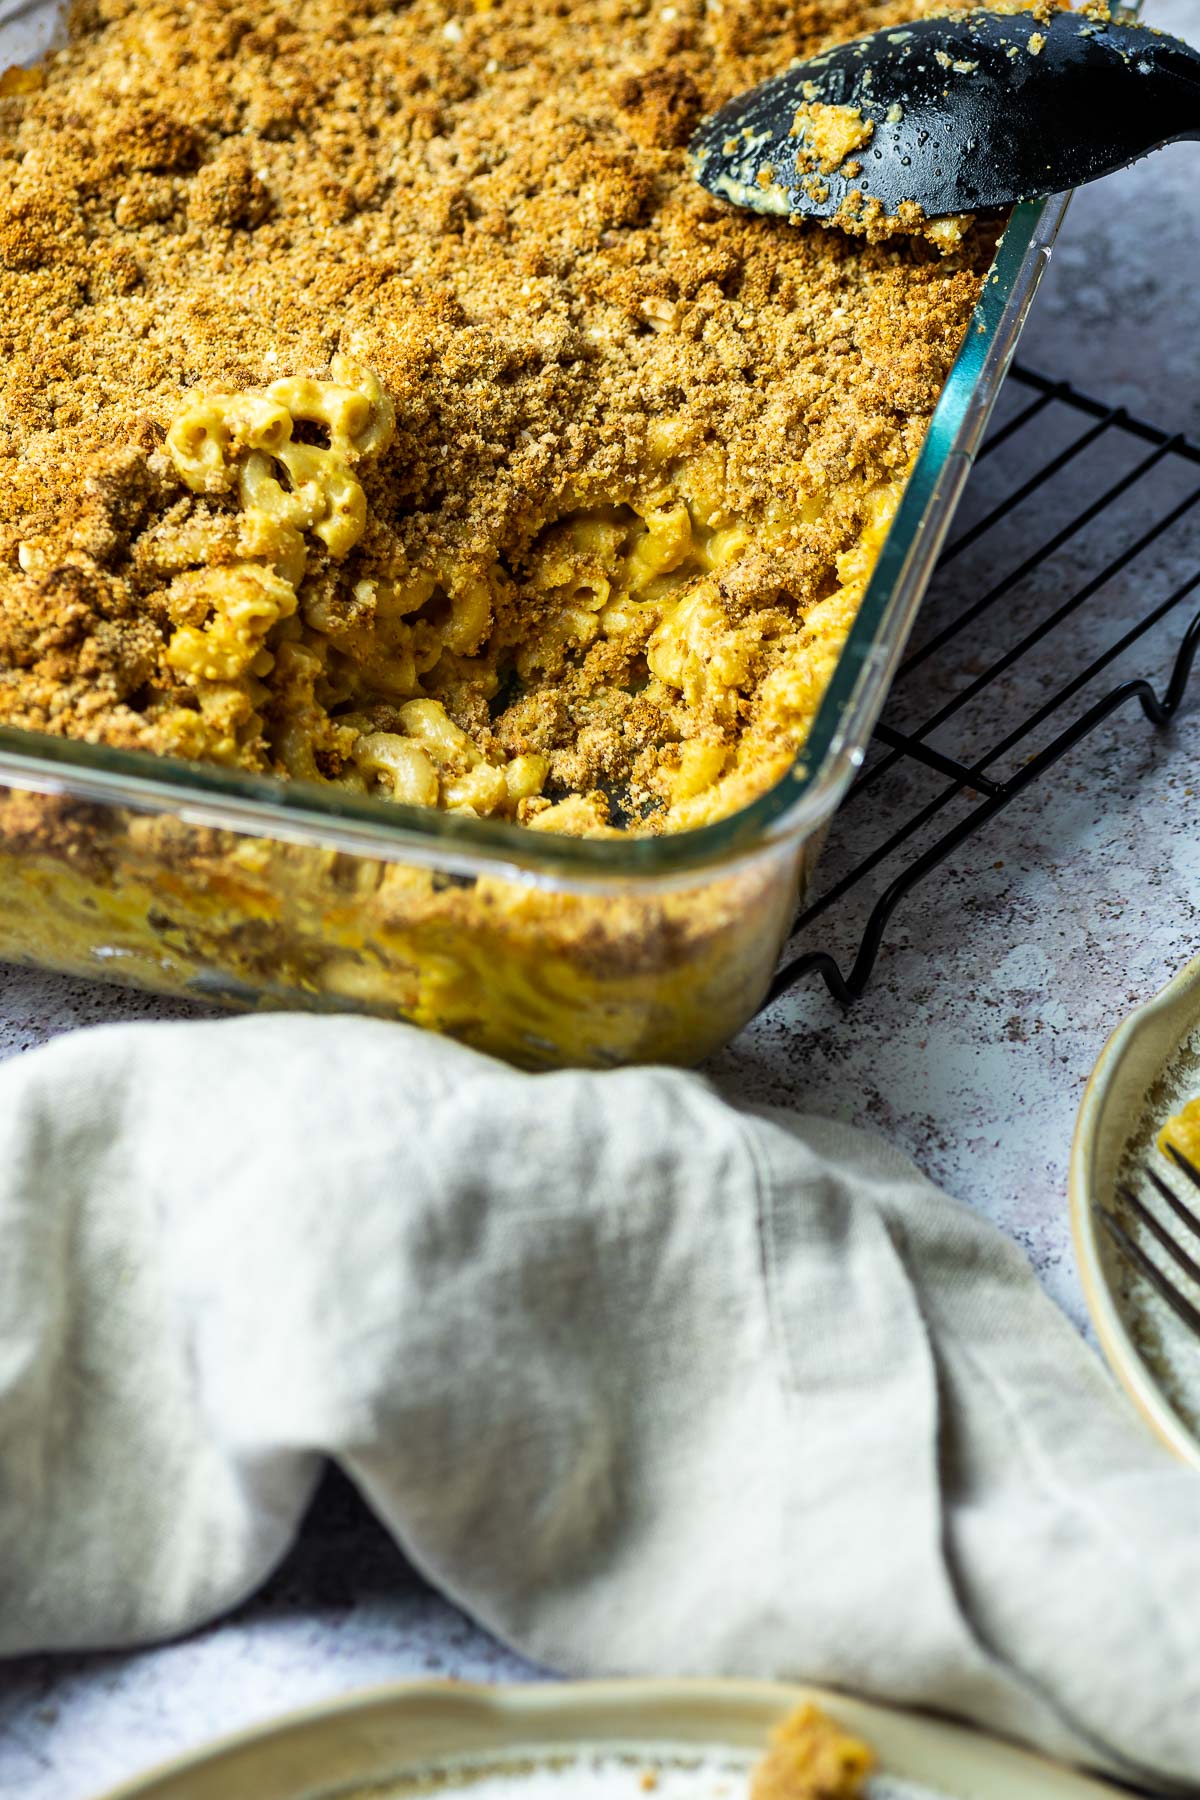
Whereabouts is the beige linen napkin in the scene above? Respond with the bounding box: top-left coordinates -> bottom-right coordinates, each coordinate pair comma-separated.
0,1013 -> 1197,1789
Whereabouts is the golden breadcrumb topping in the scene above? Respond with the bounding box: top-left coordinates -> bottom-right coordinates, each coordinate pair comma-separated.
0,0 -> 998,834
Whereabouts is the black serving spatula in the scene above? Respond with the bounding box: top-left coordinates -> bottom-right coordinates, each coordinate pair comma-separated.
689,9 -> 1200,224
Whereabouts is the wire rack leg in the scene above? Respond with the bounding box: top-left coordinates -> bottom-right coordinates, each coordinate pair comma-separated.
767,605 -> 1200,1011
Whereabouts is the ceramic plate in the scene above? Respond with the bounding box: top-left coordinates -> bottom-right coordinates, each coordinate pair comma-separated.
91,1678 -> 1122,1800
1070,952 -> 1200,1466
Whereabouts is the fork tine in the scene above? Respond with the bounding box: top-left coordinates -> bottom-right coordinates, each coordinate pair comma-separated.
1099,1208 -> 1200,1341
1118,1183 -> 1200,1290
1164,1140 -> 1200,1195
1145,1165 -> 1200,1246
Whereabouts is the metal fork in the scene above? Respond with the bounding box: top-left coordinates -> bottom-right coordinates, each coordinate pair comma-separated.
1099,1144 -> 1200,1339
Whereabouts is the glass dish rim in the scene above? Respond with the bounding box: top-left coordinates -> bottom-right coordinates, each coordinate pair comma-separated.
0,197 -> 1063,887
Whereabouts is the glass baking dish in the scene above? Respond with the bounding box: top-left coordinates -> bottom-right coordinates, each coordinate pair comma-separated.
0,0 -> 1069,1067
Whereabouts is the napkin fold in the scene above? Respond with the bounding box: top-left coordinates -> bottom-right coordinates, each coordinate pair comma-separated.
0,1013 -> 1197,1789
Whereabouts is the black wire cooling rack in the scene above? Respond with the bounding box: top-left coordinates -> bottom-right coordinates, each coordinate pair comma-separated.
766,362 -> 1200,1009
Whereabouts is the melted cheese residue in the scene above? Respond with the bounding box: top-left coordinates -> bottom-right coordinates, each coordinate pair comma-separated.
790,101 -> 876,175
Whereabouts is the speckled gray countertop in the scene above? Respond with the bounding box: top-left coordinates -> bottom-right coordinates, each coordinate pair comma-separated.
3,5 -> 1200,1791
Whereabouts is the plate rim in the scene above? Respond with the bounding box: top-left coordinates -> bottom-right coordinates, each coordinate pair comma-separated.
86,1675 -> 1124,1800
1069,950 -> 1200,1468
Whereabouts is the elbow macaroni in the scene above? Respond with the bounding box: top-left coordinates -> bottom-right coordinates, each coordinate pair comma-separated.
162,362 -> 904,830
163,356 -> 396,760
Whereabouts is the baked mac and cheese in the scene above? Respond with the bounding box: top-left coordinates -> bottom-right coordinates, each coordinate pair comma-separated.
0,0 -> 1000,838
0,0 -> 1026,1065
